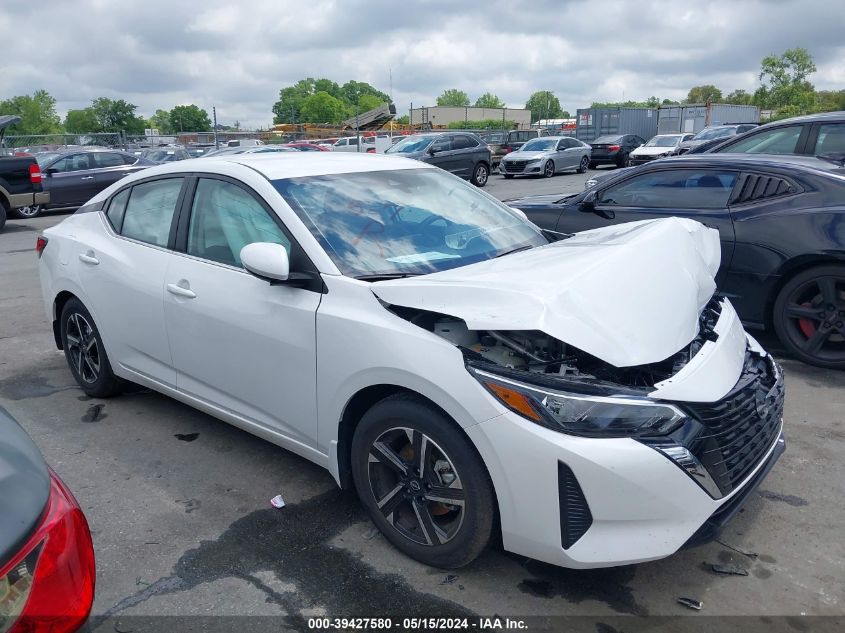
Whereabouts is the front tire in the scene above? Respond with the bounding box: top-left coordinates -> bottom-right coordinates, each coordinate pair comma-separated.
0,204 -> 6,232
588,161 -> 597,169
60,298 -> 123,397
351,395 -> 495,568
542,160 -> 555,178
12,204 -> 43,219
471,162 -> 489,187
772,265 -> 845,369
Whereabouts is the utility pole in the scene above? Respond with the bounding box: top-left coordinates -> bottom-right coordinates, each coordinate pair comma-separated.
213,107 -> 219,149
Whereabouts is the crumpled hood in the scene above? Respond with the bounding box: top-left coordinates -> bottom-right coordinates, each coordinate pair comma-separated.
372,217 -> 720,367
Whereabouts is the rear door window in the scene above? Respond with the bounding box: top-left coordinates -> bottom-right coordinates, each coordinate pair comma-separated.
50,153 -> 93,173
120,179 -> 184,247
93,153 -> 126,168
716,125 -> 803,154
106,188 -> 130,232
452,135 -> 478,150
598,170 -> 739,209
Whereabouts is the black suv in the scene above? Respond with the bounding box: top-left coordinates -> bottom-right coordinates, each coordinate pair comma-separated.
708,111 -> 845,157
385,132 -> 492,186
675,124 -> 759,154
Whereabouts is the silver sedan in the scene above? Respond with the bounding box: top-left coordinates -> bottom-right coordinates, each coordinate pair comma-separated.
499,136 -> 591,178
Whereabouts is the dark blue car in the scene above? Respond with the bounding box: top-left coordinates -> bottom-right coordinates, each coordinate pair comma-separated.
509,154 -> 845,369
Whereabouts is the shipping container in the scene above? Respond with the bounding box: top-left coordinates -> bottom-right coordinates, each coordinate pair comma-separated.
575,107 -> 658,143
657,103 -> 760,135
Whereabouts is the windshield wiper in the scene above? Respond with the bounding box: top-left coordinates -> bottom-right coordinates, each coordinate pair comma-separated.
355,273 -> 420,282
495,244 -> 535,258
817,152 -> 845,166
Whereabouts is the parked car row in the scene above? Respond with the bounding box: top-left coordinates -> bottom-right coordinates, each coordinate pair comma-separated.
509,111 -> 845,369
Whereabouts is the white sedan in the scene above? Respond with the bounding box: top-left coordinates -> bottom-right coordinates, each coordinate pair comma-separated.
37,153 -> 785,569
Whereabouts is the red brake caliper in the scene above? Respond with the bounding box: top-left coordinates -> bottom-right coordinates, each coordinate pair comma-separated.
799,302 -> 817,338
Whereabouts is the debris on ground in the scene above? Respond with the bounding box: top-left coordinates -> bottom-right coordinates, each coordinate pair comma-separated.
440,574 -> 458,585
711,563 -> 750,576
677,597 -> 703,610
270,494 -> 286,508
715,539 -> 758,559
362,525 -> 380,540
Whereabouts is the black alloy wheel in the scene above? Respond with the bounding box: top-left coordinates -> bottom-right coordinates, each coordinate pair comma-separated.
60,298 -> 123,397
774,265 -> 845,369
351,395 -> 495,568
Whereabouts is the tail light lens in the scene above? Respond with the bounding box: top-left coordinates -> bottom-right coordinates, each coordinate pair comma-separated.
28,164 -> 42,185
502,146 -> 512,154
35,236 -> 48,258
0,470 -> 95,633
608,145 -> 621,152
366,148 -> 376,153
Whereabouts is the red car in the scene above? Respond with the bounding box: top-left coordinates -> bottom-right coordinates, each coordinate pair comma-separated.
283,142 -> 331,152
0,409 -> 95,632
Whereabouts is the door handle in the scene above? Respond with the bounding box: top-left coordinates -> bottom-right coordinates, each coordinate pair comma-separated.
78,252 -> 99,265
167,282 -> 197,299
81,176 -> 94,180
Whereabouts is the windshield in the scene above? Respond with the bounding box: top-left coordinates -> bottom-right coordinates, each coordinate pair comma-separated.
521,139 -> 557,152
273,169 -> 546,278
694,127 -> 734,141
645,135 -> 682,147
143,150 -> 178,161
385,136 -> 435,154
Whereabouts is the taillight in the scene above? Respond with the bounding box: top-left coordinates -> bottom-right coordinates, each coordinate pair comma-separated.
28,163 -> 42,185
502,146 -> 512,154
35,236 -> 48,258
0,470 -> 95,633
608,145 -> 621,151
366,148 -> 376,153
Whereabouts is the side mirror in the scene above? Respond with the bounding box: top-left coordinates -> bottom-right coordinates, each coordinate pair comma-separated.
508,206 -> 529,222
46,167 -> 59,175
581,191 -> 597,211
240,242 -> 290,283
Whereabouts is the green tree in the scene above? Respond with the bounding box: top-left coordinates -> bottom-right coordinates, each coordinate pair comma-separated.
725,89 -> 753,105
436,89 -> 471,107
0,90 -> 62,135
64,108 -> 99,133
169,104 -> 211,132
474,92 -> 505,109
685,85 -> 723,104
148,109 -> 172,134
525,91 -> 563,122
561,110 -> 571,118
88,97 -> 145,134
340,80 -> 389,106
756,47 -> 817,114
299,91 -> 345,123
814,90 -> 845,113
395,114 -> 410,125
662,98 -> 680,105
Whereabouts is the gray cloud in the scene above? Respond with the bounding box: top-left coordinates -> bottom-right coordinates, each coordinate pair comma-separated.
0,0 -> 842,128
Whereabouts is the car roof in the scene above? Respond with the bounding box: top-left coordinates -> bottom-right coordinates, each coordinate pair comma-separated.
758,110 -> 845,126
631,153 -> 845,176
120,152 -> 434,181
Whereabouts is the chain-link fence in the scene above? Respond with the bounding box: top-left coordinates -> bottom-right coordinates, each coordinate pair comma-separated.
0,132 -> 127,153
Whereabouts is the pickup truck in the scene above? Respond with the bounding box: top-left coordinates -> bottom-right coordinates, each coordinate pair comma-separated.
0,115 -> 50,230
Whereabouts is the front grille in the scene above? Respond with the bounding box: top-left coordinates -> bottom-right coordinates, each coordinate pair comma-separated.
682,353 -> 784,494
503,161 -> 527,173
558,462 -> 593,549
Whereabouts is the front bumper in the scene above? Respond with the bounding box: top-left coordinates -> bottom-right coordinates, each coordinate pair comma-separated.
500,161 -> 543,175
466,346 -> 785,569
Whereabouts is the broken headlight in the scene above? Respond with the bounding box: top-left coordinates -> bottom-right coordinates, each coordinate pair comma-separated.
470,367 -> 686,437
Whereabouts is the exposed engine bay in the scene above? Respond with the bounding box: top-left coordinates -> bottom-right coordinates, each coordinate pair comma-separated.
388,300 -> 723,392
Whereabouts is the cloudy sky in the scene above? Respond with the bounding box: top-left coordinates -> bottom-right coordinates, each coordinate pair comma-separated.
1,0 -> 843,128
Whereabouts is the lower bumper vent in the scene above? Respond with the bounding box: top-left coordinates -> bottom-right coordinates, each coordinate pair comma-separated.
558,462 -> 593,549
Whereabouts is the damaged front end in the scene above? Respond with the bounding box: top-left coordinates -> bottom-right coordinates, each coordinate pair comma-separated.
387,295 -> 785,500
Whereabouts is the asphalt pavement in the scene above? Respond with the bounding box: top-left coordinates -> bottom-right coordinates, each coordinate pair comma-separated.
0,170 -> 843,630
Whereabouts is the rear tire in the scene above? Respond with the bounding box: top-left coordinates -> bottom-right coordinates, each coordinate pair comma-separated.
471,162 -> 489,187
772,265 -> 845,369
11,204 -> 43,219
60,298 -> 123,398
351,395 -> 495,569
577,156 -> 589,174
0,204 -> 6,232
